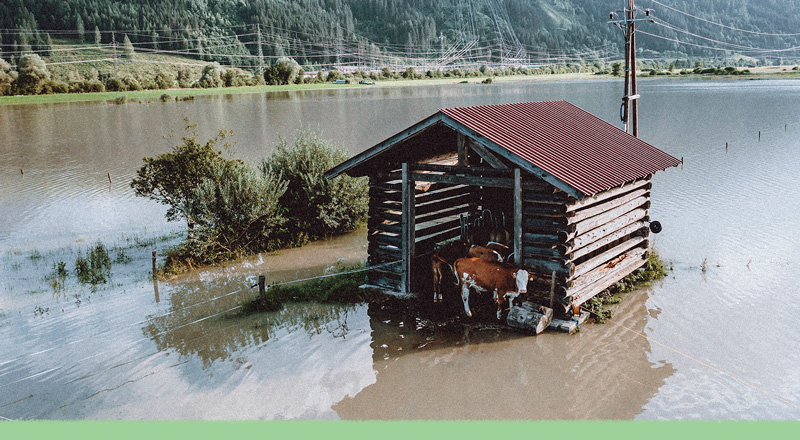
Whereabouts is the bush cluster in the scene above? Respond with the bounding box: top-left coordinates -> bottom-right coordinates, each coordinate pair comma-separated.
132,125 -> 367,270
0,54 -> 265,96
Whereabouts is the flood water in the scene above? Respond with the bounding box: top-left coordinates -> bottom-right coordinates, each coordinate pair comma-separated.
2,78 -> 800,420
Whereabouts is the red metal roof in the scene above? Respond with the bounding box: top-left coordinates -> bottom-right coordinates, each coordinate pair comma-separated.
440,101 -> 681,196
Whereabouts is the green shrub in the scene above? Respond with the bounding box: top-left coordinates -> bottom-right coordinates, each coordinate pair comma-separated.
0,58 -> 17,96
121,76 -> 142,91
262,130 -> 368,241
180,161 -> 288,263
15,54 -> 50,95
263,58 -> 301,85
197,62 -> 226,88
41,79 -> 69,94
326,70 -> 343,82
223,68 -> 252,87
131,122 -> 238,225
105,77 -> 126,92
154,72 -> 175,89
68,80 -> 104,93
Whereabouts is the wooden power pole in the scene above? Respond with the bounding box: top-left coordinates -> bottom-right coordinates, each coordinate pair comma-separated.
609,0 -> 654,138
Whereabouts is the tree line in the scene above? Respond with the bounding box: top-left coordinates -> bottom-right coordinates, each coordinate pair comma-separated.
4,0 -> 800,70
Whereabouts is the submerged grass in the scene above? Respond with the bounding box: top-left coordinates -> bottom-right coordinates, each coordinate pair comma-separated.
241,262 -> 377,315
583,249 -> 670,324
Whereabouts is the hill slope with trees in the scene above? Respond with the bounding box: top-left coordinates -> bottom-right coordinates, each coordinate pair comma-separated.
4,0 -> 800,68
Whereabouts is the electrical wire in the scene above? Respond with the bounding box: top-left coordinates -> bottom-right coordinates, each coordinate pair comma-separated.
0,260 -> 400,382
648,0 -> 800,37
653,18 -> 800,54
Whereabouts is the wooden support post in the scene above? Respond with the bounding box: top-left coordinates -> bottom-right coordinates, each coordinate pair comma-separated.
152,250 -> 157,279
153,278 -> 160,303
468,138 -> 508,169
258,275 -> 266,299
401,163 -> 415,295
457,133 -> 467,166
513,168 -> 522,265
549,270 -> 556,310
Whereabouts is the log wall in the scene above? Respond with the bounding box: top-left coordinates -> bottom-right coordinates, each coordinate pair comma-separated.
366,162 -> 652,311
520,176 -> 652,311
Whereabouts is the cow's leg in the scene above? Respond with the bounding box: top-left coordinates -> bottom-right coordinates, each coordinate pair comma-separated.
461,282 -> 472,317
432,263 -> 440,303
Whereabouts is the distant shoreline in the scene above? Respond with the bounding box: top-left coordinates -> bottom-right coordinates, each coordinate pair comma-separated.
2,69 -> 799,106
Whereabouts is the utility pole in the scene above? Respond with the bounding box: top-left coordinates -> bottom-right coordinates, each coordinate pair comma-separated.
111,32 -> 118,77
256,23 -> 264,78
609,0 -> 654,137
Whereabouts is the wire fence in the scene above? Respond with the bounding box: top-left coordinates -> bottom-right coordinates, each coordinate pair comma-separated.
0,259 -> 400,389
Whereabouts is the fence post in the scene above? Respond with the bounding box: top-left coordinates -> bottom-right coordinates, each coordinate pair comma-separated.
152,251 -> 157,279
258,275 -> 266,299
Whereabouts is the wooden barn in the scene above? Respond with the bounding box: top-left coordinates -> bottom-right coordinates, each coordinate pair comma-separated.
325,101 -> 681,318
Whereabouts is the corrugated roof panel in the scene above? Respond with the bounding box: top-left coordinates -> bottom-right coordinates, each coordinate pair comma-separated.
440,101 -> 681,196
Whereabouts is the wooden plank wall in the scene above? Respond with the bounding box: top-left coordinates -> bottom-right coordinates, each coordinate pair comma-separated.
366,175 -> 404,291
520,176 -> 652,309
366,167 -> 475,293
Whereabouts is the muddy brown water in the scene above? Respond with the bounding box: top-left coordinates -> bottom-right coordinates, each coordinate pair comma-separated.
2,78 -> 800,419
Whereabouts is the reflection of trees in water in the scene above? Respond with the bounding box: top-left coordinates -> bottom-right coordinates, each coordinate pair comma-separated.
142,276 -> 361,367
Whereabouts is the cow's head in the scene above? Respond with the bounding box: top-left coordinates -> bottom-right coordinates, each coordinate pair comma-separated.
515,270 -> 529,294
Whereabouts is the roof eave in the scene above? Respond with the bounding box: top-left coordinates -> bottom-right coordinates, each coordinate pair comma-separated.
438,114 -> 587,200
324,112 -> 445,180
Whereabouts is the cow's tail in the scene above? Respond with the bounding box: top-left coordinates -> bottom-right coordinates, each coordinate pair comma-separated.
451,260 -> 461,287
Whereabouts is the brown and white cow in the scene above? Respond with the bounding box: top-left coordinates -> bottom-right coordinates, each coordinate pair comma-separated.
452,257 -> 530,320
431,241 -> 468,303
484,242 -> 514,263
467,245 -> 503,262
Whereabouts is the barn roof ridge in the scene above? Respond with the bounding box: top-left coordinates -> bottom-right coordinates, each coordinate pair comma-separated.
325,100 -> 681,198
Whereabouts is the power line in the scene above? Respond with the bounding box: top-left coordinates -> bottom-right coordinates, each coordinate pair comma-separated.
653,18 -> 800,54
648,0 -> 800,37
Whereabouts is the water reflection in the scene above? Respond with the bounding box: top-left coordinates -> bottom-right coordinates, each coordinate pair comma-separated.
142,276 -> 362,367
335,287 -> 675,420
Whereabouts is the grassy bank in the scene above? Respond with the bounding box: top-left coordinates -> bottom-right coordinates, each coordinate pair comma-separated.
0,82 -> 366,106
241,262 -> 377,314
5,68 -> 799,107
0,72 -> 597,106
